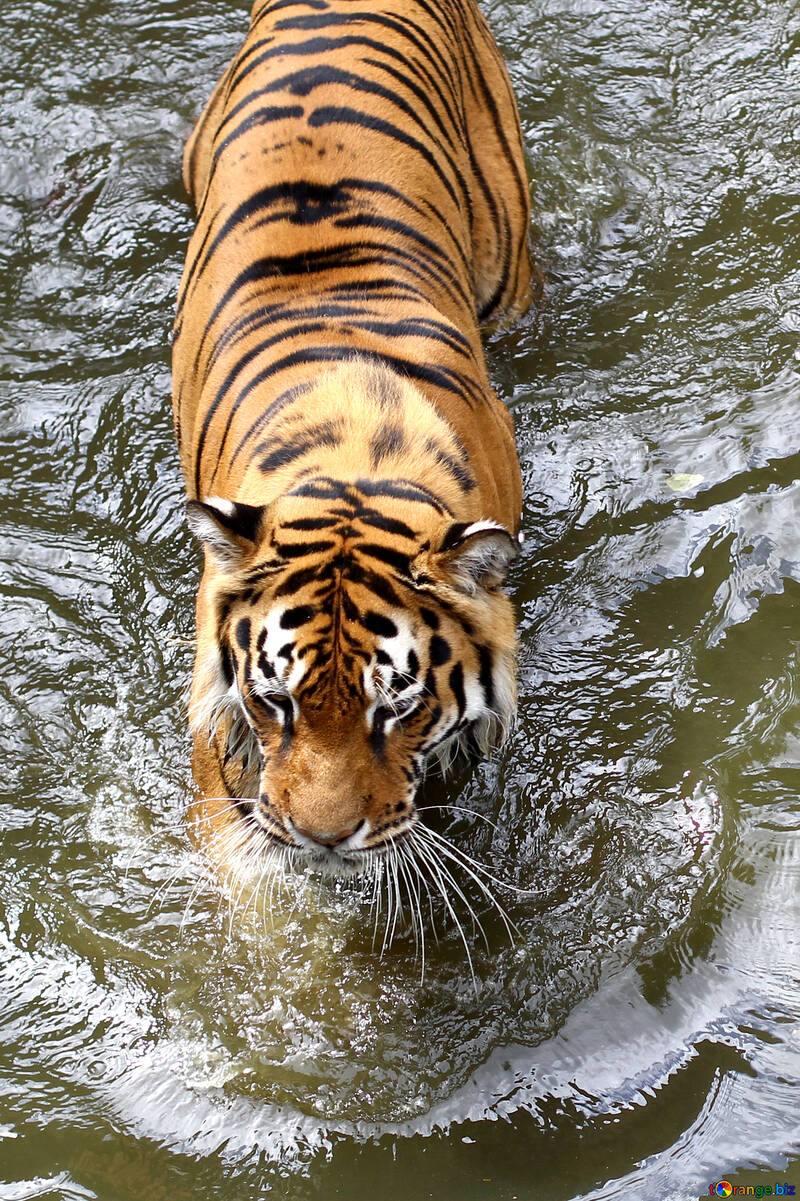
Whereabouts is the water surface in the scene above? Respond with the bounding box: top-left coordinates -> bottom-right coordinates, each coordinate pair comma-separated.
1,0 -> 799,1197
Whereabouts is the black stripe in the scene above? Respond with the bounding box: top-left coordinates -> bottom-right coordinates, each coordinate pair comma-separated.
361,52 -> 464,172
273,538 -> 337,559
258,419 -> 341,474
371,709 -> 387,757
272,564 -> 319,598
230,31 -> 452,102
356,477 -> 453,514
339,304 -> 473,357
477,644 -> 495,711
423,666 -> 438,699
219,638 -> 235,688
440,521 -> 469,552
280,605 -> 315,628
223,348 -> 478,483
175,201 -> 223,317
255,0 -> 329,17
213,103 -> 303,163
341,591 -> 359,622
424,438 -> 477,491
369,423 -> 406,468
357,569 -> 404,607
196,329 -> 329,495
209,298 -> 466,367
281,515 -> 339,531
271,11 -> 462,105
257,649 -> 277,680
449,661 -> 466,718
308,105 -> 463,214
429,635 -> 451,666
357,542 -> 412,576
288,476 -> 354,502
357,511 -> 417,539
195,179 -> 373,284
215,346 -> 355,487
243,560 -> 285,584
219,63 -> 467,212
326,276 -> 423,300
361,611 -> 398,638
197,231 -> 469,373
198,296 -> 299,376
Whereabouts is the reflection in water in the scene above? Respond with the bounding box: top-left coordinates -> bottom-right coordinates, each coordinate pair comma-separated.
0,0 -> 799,1196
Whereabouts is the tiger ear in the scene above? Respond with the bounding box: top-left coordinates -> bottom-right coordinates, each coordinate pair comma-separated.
432,520 -> 518,594
186,497 -> 266,569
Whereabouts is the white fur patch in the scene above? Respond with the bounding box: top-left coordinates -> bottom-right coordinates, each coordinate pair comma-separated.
461,519 -> 508,538
362,614 -> 423,731
443,521 -> 517,594
263,605 -> 292,683
186,498 -> 241,569
387,613 -> 414,673
205,495 -> 236,517
189,649 -> 261,785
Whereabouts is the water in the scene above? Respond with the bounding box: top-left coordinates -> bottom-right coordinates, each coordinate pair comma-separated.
1,0 -> 799,1197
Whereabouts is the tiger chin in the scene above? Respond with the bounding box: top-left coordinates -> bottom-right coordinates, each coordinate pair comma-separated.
173,0 -> 534,882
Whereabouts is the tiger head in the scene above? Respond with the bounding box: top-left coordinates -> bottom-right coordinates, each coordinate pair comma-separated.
186,481 -> 518,876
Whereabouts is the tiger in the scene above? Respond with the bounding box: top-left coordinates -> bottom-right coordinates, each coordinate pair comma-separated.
172,0 -> 534,882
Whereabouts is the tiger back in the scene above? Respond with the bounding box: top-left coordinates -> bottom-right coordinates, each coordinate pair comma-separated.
173,0 -> 533,876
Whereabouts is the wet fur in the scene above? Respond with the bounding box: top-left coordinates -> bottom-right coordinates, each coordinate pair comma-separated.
173,0 -> 533,876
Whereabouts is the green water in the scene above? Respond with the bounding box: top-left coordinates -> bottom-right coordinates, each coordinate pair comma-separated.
2,0 -> 800,1197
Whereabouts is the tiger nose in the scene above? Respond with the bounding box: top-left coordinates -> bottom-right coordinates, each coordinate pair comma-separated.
292,819 -> 364,847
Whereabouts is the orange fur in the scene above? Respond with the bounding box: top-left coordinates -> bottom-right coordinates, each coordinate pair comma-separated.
173,0 -> 533,877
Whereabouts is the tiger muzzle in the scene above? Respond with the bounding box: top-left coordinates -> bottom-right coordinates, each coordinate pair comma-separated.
290,817 -> 365,849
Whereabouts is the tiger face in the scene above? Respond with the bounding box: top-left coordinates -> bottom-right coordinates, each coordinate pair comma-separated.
187,485 -> 517,876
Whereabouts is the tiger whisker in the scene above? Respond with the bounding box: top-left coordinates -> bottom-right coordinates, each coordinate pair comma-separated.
264,844 -> 288,924
179,846 -> 229,935
412,828 -> 489,950
407,837 -> 440,935
146,852 -> 204,918
387,847 -> 405,955
415,825 -> 519,942
395,843 -> 419,956
217,828 -> 256,936
231,823 -> 279,929
390,843 -> 410,951
205,816 -> 257,892
396,839 -> 426,981
123,802 -> 255,911
420,803 -> 503,833
121,830 -> 188,888
418,822 -> 537,897
380,850 -> 397,957
369,851 -> 382,951
243,830 -> 281,925
409,830 -> 478,990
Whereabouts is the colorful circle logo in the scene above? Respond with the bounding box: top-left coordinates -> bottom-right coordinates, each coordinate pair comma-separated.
714,1184 -> 733,1198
